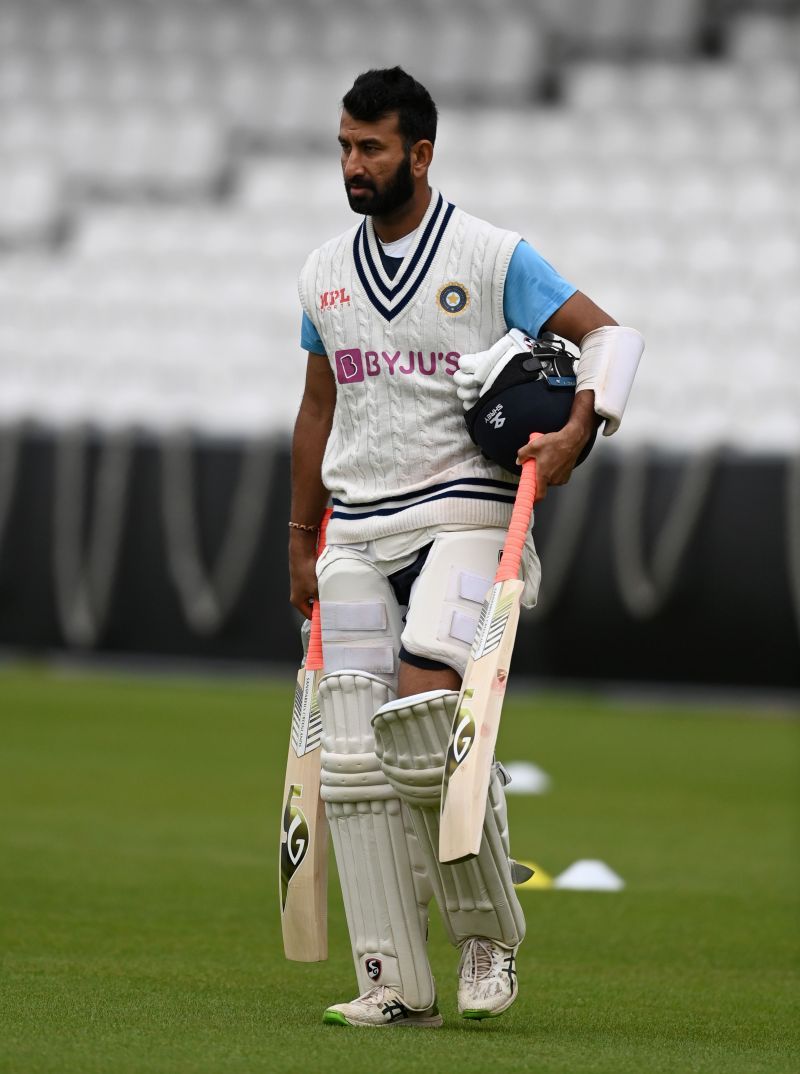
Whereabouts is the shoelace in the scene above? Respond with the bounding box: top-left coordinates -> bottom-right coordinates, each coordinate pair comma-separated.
461,939 -> 495,982
360,985 -> 393,1005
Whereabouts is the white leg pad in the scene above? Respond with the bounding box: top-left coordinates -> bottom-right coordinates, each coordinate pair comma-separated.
318,671 -> 435,1010
317,547 -> 405,692
372,690 -> 526,950
400,529 -> 504,678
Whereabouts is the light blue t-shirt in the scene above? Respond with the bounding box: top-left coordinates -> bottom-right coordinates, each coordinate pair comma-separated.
300,238 -> 575,355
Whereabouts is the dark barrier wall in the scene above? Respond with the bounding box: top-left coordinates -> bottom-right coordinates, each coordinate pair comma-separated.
0,429 -> 797,689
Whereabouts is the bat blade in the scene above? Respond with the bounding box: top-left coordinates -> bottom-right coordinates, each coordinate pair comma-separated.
279,509 -> 330,962
279,664 -> 328,961
439,434 -> 541,865
439,577 -> 524,863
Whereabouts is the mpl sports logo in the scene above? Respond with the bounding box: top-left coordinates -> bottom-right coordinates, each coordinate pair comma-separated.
319,288 -> 351,310
334,348 -> 461,385
279,784 -> 310,911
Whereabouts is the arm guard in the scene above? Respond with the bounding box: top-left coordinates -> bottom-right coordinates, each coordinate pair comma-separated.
576,326 -> 645,436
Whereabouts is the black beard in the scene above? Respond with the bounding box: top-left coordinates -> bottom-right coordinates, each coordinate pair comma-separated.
345,152 -> 415,216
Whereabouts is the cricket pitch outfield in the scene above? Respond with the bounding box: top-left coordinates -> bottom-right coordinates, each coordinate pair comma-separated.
0,665 -> 797,1074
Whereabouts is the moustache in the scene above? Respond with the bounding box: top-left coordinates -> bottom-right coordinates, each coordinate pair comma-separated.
345,178 -> 376,194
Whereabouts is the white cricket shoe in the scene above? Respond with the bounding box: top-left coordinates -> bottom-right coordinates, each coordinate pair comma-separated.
457,938 -> 518,1019
323,985 -> 443,1028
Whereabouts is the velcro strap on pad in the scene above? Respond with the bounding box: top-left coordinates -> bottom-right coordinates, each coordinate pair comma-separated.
323,644 -> 395,675
321,600 -> 387,632
458,571 -> 491,604
449,610 -> 478,645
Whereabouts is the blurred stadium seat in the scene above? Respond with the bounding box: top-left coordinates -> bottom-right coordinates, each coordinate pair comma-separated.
0,154 -> 66,245
0,0 -> 797,676
0,0 -> 797,453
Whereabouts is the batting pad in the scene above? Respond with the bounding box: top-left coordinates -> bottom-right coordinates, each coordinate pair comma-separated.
318,547 -> 405,691
318,671 -> 435,1010
372,690 -> 526,950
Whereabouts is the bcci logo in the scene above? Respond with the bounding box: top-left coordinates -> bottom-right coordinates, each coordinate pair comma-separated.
279,784 -> 309,911
438,282 -> 470,315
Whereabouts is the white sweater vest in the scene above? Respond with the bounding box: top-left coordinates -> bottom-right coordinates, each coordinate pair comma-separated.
298,190 -> 521,542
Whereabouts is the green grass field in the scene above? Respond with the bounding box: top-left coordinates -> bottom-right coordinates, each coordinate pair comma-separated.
0,664 -> 797,1074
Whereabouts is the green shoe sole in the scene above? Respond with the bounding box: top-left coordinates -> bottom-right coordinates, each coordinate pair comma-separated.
322,1011 -> 351,1026
461,1008 -> 504,1020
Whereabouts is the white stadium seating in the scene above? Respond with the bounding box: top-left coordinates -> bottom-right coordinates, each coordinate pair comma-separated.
0,0 -> 798,450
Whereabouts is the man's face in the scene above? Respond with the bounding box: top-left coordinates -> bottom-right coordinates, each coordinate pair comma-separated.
339,110 -> 415,216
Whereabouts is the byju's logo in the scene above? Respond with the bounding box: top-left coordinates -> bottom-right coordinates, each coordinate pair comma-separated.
335,349 -> 364,383
334,348 -> 461,384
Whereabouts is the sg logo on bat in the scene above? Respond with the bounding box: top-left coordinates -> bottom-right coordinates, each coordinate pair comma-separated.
444,690 -> 476,781
280,784 -> 309,911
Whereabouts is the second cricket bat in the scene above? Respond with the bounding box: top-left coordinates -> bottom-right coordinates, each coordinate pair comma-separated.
439,437 -> 540,864
279,509 -> 330,961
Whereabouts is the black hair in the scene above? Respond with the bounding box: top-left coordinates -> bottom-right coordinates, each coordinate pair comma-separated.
342,67 -> 438,147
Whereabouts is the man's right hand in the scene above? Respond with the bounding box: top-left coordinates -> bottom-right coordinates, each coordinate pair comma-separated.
454,329 -> 534,410
289,530 -> 320,619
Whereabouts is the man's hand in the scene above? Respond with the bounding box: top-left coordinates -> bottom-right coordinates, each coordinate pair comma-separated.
454,329 -> 532,410
289,530 -> 320,619
516,392 -> 599,501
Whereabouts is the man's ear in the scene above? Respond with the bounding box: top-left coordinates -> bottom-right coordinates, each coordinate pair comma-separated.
411,139 -> 434,175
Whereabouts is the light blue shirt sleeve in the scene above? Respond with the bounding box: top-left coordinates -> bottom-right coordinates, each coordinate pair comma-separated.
301,240 -> 572,353
301,311 -> 326,355
503,239 -> 577,337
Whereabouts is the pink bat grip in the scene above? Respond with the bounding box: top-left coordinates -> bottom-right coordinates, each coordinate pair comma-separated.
495,434 -> 541,583
305,508 -> 332,671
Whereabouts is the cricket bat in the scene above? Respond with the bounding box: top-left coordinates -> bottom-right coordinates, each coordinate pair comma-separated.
439,435 -> 541,864
279,508 -> 331,961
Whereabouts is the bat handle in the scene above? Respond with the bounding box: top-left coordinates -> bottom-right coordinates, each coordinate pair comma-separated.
305,508 -> 332,671
495,433 -> 541,583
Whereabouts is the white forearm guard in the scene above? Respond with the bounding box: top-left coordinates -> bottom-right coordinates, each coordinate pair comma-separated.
576,326 -> 645,436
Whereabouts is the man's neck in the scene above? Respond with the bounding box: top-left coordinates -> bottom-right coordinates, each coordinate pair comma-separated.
372,185 -> 432,244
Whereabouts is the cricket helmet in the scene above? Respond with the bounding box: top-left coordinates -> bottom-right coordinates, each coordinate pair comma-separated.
465,335 -> 596,475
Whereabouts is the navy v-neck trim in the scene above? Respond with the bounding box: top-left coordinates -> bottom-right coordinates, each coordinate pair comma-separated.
352,192 -> 455,323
